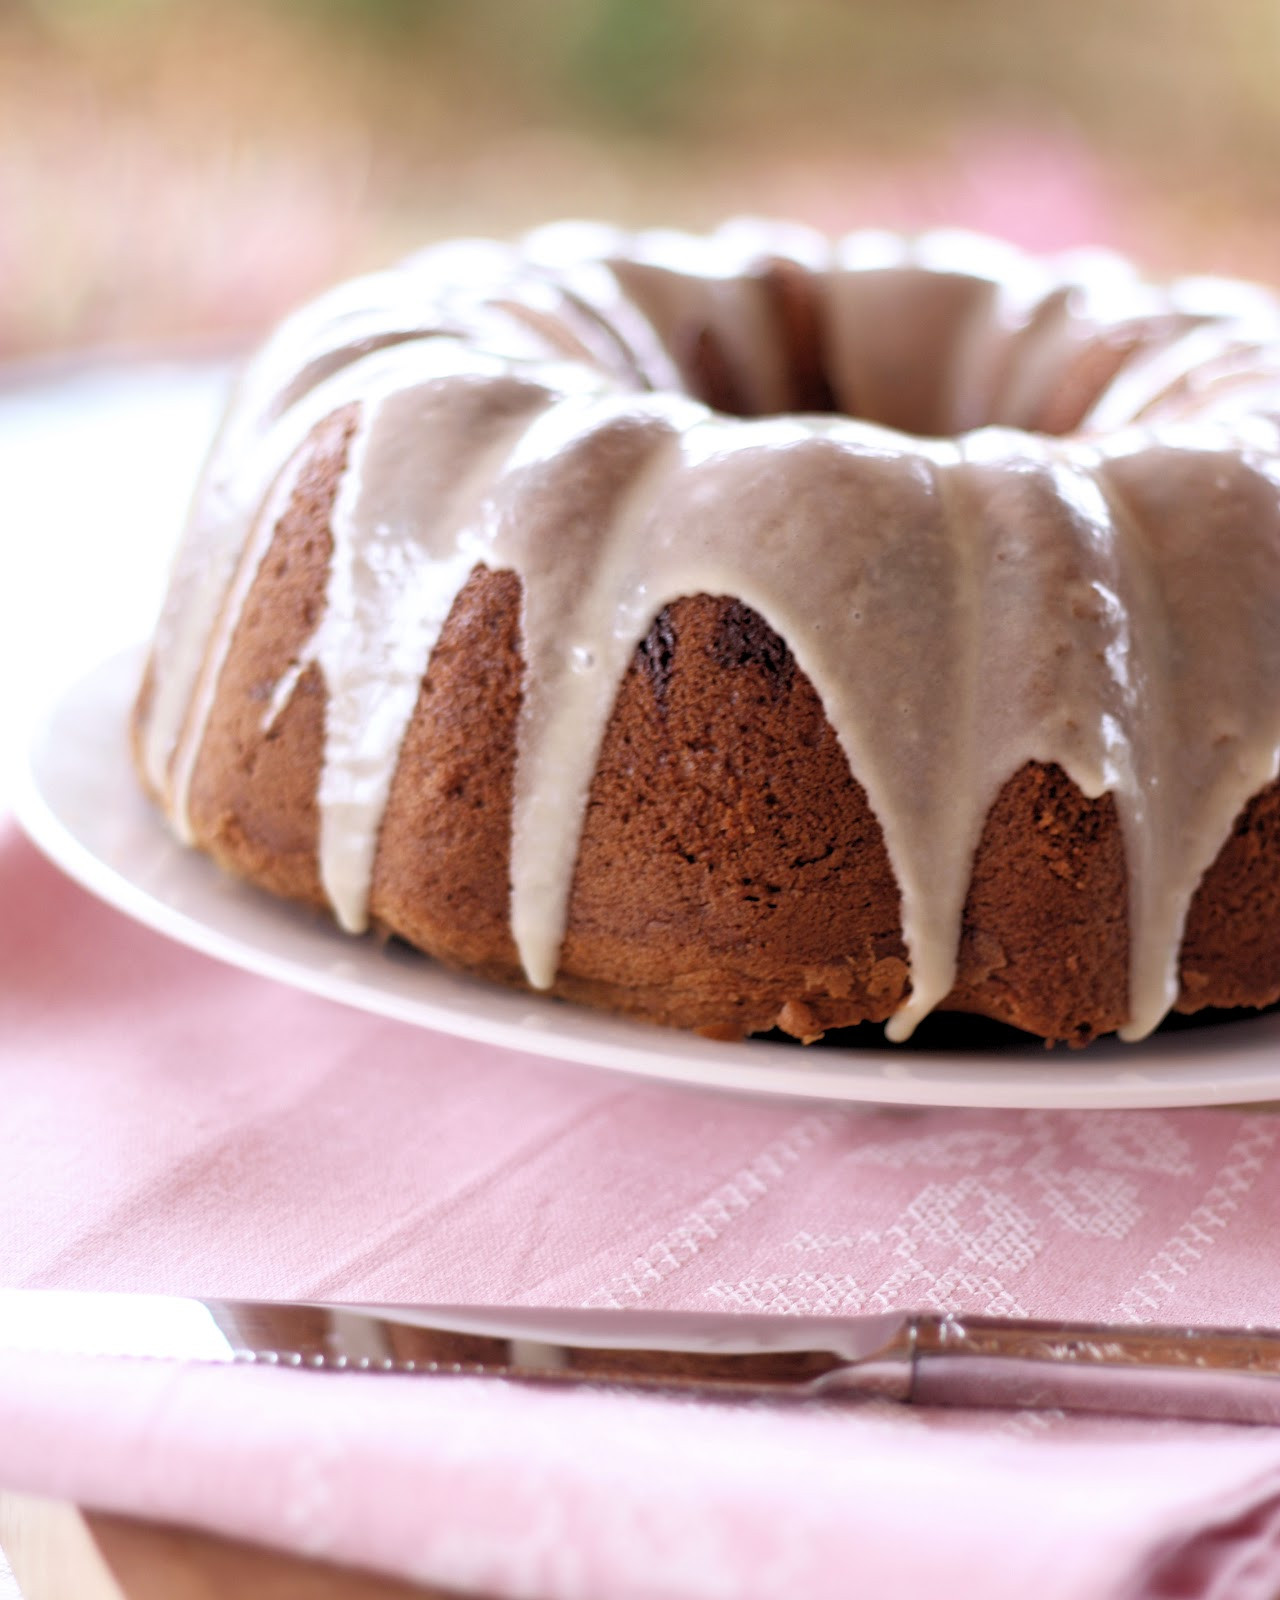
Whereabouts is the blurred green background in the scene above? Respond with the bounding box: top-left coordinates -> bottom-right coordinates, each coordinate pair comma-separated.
6,0 -> 1280,360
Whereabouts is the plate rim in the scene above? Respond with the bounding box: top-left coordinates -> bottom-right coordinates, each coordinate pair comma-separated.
12,642 -> 1280,1110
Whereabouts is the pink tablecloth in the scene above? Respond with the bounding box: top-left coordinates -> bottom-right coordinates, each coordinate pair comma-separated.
3,817 -> 1280,1599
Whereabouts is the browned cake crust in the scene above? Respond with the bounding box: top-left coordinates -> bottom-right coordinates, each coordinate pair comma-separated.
141,410 -> 1280,1047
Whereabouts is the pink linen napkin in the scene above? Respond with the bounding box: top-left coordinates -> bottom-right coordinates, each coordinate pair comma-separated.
3,815 -> 1280,1599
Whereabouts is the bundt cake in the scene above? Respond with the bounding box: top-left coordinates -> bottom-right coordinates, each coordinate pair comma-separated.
133,221 -> 1280,1047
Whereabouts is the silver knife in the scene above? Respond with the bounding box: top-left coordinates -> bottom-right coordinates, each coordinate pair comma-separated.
2,1291 -> 1279,1424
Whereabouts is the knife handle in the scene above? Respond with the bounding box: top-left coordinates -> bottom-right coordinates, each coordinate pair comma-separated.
905,1316 -> 1280,1425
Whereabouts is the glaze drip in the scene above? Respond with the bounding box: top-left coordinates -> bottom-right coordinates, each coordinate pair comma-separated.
141,223 -> 1280,1041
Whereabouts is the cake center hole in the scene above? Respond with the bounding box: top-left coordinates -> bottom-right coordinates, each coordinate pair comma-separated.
666,266 -> 1155,440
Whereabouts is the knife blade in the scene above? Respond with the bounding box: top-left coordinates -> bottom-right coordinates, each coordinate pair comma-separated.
2,1291 -> 1279,1424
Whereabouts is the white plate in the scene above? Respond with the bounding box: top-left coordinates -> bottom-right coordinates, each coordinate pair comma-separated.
13,645 -> 1280,1109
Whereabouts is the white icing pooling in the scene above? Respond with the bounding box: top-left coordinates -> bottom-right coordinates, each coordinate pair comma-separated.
167,442 -> 310,843
142,273 -> 475,807
165,339 -> 616,842
494,397 -> 700,986
1096,424 -> 1280,1037
141,223 -> 1280,1041
144,256 -> 645,813
307,379 -> 560,932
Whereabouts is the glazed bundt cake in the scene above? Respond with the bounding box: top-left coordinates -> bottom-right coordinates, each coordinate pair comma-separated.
134,221 -> 1280,1046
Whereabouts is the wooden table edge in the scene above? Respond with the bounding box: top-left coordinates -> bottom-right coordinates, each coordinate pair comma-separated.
0,1492 -> 469,1599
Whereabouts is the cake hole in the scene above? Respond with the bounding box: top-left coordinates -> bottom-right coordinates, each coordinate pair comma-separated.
636,609 -> 677,711
711,600 -> 795,693
654,258 -> 1215,440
